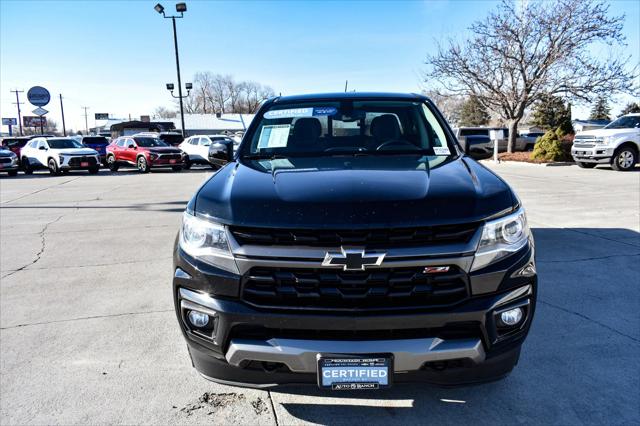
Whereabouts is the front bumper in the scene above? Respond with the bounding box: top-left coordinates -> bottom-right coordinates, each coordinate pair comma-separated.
571,145 -> 614,163
59,156 -> 100,169
150,159 -> 185,168
0,162 -> 19,172
173,241 -> 537,387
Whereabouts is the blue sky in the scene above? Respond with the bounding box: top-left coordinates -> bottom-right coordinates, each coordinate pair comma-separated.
1,0 -> 638,132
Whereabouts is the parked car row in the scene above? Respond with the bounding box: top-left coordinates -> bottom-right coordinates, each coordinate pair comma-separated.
0,132 -> 237,176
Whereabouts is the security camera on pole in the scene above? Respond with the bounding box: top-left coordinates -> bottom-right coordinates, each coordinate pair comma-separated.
27,86 -> 50,135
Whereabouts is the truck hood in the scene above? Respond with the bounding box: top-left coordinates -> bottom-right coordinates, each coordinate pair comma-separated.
54,148 -> 98,155
147,147 -> 182,154
575,128 -> 632,138
194,156 -> 515,228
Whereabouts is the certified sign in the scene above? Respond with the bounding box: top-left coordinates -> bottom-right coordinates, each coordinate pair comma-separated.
2,118 -> 17,125
27,86 -> 51,107
32,107 -> 49,116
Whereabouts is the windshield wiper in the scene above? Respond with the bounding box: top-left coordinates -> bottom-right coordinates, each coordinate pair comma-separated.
242,153 -> 291,160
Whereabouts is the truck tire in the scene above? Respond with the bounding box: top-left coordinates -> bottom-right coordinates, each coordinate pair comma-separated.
137,155 -> 150,173
48,158 -> 61,175
107,154 -> 119,172
22,157 -> 33,175
611,146 -> 637,171
576,162 -> 596,169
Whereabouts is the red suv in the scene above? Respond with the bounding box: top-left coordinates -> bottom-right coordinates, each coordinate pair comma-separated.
106,135 -> 185,173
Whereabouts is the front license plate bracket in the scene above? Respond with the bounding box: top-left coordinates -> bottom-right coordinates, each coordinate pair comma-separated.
317,354 -> 393,390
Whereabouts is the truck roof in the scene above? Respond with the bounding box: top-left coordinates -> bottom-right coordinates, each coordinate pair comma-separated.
273,92 -> 428,103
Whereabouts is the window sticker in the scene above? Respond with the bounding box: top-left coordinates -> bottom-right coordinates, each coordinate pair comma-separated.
258,124 -> 291,148
264,107 -> 337,119
433,146 -> 451,156
313,107 -> 338,116
264,108 -> 313,119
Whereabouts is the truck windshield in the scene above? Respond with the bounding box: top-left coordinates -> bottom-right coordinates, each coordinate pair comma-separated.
242,100 -> 453,158
48,139 -> 83,149
134,137 -> 168,147
604,116 -> 640,129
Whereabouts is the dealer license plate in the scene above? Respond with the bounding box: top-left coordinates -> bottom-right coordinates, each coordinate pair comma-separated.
80,162 -> 89,167
317,355 -> 392,390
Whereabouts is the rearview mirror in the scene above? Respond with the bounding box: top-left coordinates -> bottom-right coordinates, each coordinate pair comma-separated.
208,140 -> 233,166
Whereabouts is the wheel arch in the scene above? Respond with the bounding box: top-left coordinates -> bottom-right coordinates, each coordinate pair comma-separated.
616,141 -> 639,155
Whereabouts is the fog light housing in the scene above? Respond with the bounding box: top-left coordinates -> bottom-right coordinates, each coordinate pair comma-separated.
187,310 -> 209,328
500,307 -> 523,326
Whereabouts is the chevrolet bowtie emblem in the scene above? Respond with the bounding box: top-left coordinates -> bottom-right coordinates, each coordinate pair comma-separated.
322,247 -> 386,271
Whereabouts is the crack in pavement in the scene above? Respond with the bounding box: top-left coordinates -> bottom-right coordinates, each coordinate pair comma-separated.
1,215 -> 64,279
267,391 -> 279,426
1,256 -> 173,275
538,253 -> 640,264
0,177 -> 81,205
538,299 -> 640,344
0,309 -> 174,330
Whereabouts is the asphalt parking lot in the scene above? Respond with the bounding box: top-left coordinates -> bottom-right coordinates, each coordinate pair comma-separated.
1,162 -> 639,425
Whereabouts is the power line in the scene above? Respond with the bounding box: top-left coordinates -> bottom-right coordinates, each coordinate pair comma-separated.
10,89 -> 24,136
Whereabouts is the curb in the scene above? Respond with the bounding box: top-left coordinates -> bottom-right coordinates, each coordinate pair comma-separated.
481,160 -> 575,167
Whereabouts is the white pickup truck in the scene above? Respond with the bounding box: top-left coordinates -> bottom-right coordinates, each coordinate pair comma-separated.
571,113 -> 640,171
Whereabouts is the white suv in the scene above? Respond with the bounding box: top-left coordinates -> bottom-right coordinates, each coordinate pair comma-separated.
572,114 -> 640,171
21,137 -> 101,175
179,135 -> 233,169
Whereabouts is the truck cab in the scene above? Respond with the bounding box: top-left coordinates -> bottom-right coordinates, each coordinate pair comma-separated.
571,113 -> 640,171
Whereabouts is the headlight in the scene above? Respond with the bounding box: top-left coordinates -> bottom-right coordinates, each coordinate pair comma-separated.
149,153 -> 158,160
10,154 -> 18,164
179,212 -> 238,273
58,155 -> 65,163
471,208 -> 530,271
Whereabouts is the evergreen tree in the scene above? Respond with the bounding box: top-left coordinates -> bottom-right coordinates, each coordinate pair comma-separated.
458,95 -> 491,126
589,97 -> 611,121
531,94 -> 574,134
619,102 -> 640,116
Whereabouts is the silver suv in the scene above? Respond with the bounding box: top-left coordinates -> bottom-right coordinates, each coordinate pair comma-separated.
571,114 -> 640,171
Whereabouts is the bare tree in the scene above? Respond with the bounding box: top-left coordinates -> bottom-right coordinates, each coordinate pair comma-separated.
422,90 -> 466,125
424,0 -> 637,152
152,106 -> 177,119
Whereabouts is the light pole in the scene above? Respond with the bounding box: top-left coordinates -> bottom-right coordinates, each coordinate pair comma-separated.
155,2 -> 188,137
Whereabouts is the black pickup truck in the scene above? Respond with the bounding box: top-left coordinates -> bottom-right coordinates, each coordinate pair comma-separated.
173,92 -> 536,390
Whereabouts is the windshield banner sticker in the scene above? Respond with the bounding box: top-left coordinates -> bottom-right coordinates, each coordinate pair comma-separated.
258,124 -> 291,148
433,146 -> 451,156
264,107 -> 337,119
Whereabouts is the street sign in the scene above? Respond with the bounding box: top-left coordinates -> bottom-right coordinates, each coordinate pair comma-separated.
2,118 -> 17,125
23,116 -> 47,127
95,113 -> 109,120
27,86 -> 51,107
32,107 -> 49,116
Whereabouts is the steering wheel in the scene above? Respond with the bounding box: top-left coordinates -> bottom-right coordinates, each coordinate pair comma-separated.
376,140 -> 419,151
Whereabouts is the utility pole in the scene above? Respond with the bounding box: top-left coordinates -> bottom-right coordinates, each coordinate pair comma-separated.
82,106 -> 89,134
11,89 -> 24,136
59,94 -> 67,136
344,80 -> 348,92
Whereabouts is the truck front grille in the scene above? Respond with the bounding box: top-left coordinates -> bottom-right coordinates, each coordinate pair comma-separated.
241,266 -> 469,311
230,223 -> 478,248
68,156 -> 97,166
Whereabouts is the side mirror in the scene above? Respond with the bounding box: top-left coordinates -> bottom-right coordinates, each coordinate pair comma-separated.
39,146 -> 47,150
128,145 -> 136,149
461,136 -> 493,161
208,140 -> 233,166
